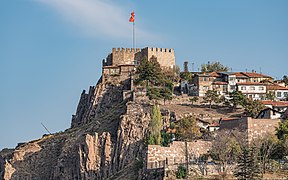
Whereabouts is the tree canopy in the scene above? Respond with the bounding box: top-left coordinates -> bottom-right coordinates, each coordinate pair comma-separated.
243,100 -> 265,118
282,75 -> 288,86
202,90 -> 220,108
176,116 -> 201,141
135,56 -> 174,104
201,61 -> 230,73
228,90 -> 247,111
135,56 -> 163,86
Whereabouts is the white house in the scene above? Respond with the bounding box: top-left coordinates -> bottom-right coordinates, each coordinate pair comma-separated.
267,84 -> 288,101
236,82 -> 266,100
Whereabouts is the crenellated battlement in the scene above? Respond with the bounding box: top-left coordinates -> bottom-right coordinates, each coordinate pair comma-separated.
146,47 -> 174,53
104,47 -> 175,68
112,47 -> 141,53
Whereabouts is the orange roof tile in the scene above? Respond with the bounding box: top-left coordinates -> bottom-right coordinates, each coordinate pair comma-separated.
232,72 -> 248,78
220,117 -> 239,121
261,100 -> 288,107
209,122 -> 220,127
242,72 -> 271,78
267,85 -> 288,90
213,81 -> 228,85
237,82 -> 265,85
209,72 -> 220,77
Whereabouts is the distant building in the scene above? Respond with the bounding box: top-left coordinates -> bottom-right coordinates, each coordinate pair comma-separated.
236,82 -> 266,100
267,84 -> 288,100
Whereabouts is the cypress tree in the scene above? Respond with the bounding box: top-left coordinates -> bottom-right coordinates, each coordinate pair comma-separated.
234,146 -> 260,180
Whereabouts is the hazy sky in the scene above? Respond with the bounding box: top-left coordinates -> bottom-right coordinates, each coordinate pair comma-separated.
1,0 -> 287,149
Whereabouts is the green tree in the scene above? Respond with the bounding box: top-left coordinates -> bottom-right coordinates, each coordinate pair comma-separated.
201,61 -> 229,73
147,87 -> 172,105
228,91 -> 247,112
243,100 -> 265,118
266,91 -> 276,101
234,146 -> 260,180
202,90 -> 220,108
148,105 -> 162,145
189,96 -> 199,105
282,75 -> 288,86
176,116 -> 201,141
176,165 -> 187,179
180,72 -> 193,82
276,120 -> 288,140
160,87 -> 172,105
135,56 -> 163,87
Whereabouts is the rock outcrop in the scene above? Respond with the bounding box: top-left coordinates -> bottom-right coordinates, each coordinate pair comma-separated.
1,76 -> 152,179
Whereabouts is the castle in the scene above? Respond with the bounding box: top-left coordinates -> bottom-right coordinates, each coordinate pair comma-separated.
71,47 -> 176,128
103,47 -> 175,67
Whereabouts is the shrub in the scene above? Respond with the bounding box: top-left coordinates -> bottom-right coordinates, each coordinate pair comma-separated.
176,165 -> 187,179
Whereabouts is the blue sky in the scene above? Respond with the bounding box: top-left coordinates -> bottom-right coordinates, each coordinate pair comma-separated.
0,0 -> 287,149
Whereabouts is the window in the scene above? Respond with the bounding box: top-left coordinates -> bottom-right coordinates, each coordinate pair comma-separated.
203,86 -> 209,90
258,86 -> 264,91
230,85 -> 236,90
249,86 -> 255,90
277,92 -> 282,97
229,77 -> 235,81
241,86 -> 246,90
284,92 -> 288,97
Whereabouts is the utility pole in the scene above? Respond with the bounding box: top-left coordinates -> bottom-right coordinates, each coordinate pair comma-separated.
41,123 -> 52,135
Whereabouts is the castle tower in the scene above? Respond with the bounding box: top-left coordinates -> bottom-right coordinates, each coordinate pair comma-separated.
103,47 -> 176,69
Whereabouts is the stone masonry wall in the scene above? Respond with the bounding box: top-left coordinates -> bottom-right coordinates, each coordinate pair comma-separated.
220,117 -> 280,141
103,47 -> 176,68
142,47 -> 175,68
247,118 -> 280,141
147,140 -> 211,169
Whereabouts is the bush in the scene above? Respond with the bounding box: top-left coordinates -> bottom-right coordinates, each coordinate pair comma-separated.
161,132 -> 173,147
176,165 -> 187,179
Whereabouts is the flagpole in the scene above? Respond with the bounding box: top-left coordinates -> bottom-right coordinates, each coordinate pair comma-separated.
133,22 -> 135,49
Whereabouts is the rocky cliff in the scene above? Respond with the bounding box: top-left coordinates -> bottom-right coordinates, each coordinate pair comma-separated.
0,76 -> 152,179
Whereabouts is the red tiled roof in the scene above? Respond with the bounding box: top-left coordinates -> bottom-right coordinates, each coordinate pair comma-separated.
261,100 -> 288,107
242,72 -> 271,78
232,72 -> 248,78
209,72 -> 220,77
208,122 -> 220,127
237,82 -> 265,85
213,81 -> 228,85
220,117 -> 239,121
267,85 -> 288,90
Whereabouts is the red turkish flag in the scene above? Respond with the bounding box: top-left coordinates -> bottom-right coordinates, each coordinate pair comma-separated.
129,12 -> 135,22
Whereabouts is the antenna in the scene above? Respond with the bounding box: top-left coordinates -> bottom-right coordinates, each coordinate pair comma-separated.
41,122 -> 52,135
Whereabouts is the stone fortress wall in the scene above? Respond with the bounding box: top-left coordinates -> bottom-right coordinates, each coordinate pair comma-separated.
147,140 -> 211,169
103,47 -> 175,68
220,117 -> 280,141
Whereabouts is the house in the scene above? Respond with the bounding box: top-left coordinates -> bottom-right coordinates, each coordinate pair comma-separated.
261,100 -> 288,112
266,84 -> 288,100
257,108 -> 283,119
207,122 -> 220,132
212,81 -> 228,96
196,118 -> 210,130
241,72 -> 272,83
236,82 -> 266,100
193,72 -> 221,96
180,80 -> 197,95
180,71 -> 273,98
